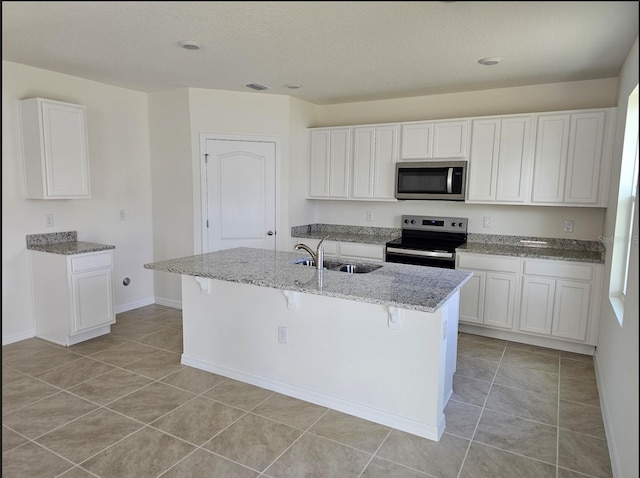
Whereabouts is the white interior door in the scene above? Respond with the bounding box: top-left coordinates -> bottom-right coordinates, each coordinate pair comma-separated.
205,139 -> 276,252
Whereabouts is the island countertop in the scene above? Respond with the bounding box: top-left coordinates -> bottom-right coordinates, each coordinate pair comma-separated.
144,247 -> 472,313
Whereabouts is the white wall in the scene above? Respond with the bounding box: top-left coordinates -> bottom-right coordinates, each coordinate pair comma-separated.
2,61 -> 155,344
306,79 -> 617,241
595,36 -> 639,478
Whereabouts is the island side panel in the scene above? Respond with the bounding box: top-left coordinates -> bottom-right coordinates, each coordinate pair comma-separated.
180,275 -> 453,441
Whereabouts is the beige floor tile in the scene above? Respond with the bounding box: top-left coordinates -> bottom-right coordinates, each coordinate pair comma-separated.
505,341 -> 560,357
135,327 -> 183,350
57,467 -> 97,478
107,382 -> 195,424
560,376 -> 601,406
459,442 -> 556,478
109,320 -> 168,340
2,365 -> 28,386
501,348 -> 560,375
88,341 -> 158,367
560,351 -> 594,364
444,400 -> 482,438
151,310 -> 183,330
81,426 -> 194,478
557,467 -> 597,477
474,409 -> 557,464
160,449 -> 258,478
265,432 -> 371,478
2,375 -> 60,415
457,339 -> 505,362
204,379 -> 274,411
558,429 -> 613,477
2,337 -> 63,363
35,408 -> 143,463
485,384 -> 558,425
68,368 -> 153,406
35,357 -> 114,389
559,400 -> 606,438
561,358 -> 597,382
121,350 -> 184,379
494,363 -> 559,396
2,441 -> 73,478
161,366 -> 227,394
451,374 -> 492,406
252,393 -> 328,430
205,413 -> 301,471
377,430 -> 469,478
5,346 -> 82,375
458,333 -> 508,347
456,355 -> 500,382
2,425 -> 28,453
308,410 -> 390,453
67,334 -> 127,356
152,396 -> 244,446
360,457 -> 432,477
3,391 -> 98,439
116,304 -> 175,321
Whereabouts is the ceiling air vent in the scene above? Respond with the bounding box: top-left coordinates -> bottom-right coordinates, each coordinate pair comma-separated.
245,83 -> 270,91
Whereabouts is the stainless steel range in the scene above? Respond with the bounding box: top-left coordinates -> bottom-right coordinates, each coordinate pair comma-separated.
385,215 -> 468,269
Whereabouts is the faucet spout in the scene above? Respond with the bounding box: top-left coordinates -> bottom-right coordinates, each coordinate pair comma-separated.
294,235 -> 330,270
293,243 -> 317,264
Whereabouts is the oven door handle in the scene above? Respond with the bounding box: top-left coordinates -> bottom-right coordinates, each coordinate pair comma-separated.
386,247 -> 453,259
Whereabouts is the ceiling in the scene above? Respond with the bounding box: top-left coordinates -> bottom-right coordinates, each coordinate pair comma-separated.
2,1 -> 638,105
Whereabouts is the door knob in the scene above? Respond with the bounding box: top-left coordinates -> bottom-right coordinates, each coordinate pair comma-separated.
267,230 -> 274,236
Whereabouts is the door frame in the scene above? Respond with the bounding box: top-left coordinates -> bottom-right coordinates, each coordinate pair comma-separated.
198,133 -> 282,254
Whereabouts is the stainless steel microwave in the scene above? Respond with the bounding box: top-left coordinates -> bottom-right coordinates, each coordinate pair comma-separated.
395,161 -> 467,201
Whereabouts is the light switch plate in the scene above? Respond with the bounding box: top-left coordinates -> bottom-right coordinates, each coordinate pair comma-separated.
563,220 -> 574,233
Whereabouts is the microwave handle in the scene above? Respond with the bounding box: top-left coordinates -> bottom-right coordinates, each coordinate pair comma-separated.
446,167 -> 453,194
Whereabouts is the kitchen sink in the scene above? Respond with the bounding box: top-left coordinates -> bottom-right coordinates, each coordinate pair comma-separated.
290,258 -> 381,274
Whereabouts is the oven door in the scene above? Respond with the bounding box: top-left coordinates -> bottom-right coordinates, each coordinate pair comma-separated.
385,246 -> 456,269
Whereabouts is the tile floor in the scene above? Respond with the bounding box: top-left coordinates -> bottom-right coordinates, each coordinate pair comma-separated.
2,304 -> 613,478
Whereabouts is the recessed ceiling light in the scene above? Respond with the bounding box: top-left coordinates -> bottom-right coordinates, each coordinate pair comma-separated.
285,84 -> 302,90
478,57 -> 501,66
178,40 -> 202,50
245,83 -> 270,91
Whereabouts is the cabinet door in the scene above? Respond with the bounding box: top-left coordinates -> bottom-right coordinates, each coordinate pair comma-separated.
352,127 -> 376,198
564,112 -> 605,204
21,98 -> 91,199
519,276 -> 555,335
401,123 -> 432,159
329,129 -> 351,198
552,280 -> 590,341
495,116 -> 532,202
373,125 -> 399,199
467,119 -> 500,201
459,270 -> 485,324
483,272 -> 517,330
309,130 -> 331,197
432,120 -> 469,159
531,114 -> 570,203
71,268 -> 114,334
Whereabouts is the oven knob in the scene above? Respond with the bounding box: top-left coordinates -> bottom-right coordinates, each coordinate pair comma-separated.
451,222 -> 456,227
404,219 -> 409,224
410,220 -> 416,224
458,222 -> 464,227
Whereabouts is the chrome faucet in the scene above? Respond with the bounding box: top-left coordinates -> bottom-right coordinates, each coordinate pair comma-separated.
294,235 -> 330,270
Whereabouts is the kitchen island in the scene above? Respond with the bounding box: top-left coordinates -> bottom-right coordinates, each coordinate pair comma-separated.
145,247 -> 471,440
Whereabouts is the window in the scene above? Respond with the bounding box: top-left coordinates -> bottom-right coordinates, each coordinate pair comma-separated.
610,84 -> 639,325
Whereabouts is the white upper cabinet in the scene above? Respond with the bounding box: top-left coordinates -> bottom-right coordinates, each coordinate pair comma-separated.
352,125 -> 399,200
308,128 -> 351,198
400,120 -> 469,160
467,115 -> 533,203
531,109 -> 612,206
20,98 -> 91,199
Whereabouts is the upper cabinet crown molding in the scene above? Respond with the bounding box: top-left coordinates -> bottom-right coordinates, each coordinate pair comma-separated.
20,97 -> 91,199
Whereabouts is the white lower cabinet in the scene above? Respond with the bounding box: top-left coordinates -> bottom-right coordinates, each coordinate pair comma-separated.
457,253 -> 519,331
457,253 -> 602,346
30,249 -> 115,346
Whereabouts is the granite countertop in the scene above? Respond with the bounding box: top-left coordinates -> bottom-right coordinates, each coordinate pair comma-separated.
291,224 -> 400,245
145,247 -> 472,313
26,231 -> 115,255
458,234 -> 605,264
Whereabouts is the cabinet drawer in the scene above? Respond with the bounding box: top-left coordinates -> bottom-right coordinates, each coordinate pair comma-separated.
457,254 -> 519,273
71,252 -> 112,272
523,259 -> 593,281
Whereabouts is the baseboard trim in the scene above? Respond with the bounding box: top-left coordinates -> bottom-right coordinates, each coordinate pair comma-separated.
182,354 -> 443,441
594,353 -> 622,478
154,297 -> 182,309
115,297 -> 156,314
2,328 -> 36,346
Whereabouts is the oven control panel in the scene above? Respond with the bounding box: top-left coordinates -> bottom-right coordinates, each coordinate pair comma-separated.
401,215 -> 468,233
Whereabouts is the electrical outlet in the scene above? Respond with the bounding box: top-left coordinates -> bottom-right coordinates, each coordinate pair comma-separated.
44,214 -> 54,227
366,211 -> 373,222
119,209 -> 126,221
277,326 -> 288,344
483,216 -> 492,228
563,220 -> 574,233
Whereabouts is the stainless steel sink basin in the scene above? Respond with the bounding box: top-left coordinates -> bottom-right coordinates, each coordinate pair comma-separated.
291,258 -> 381,273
